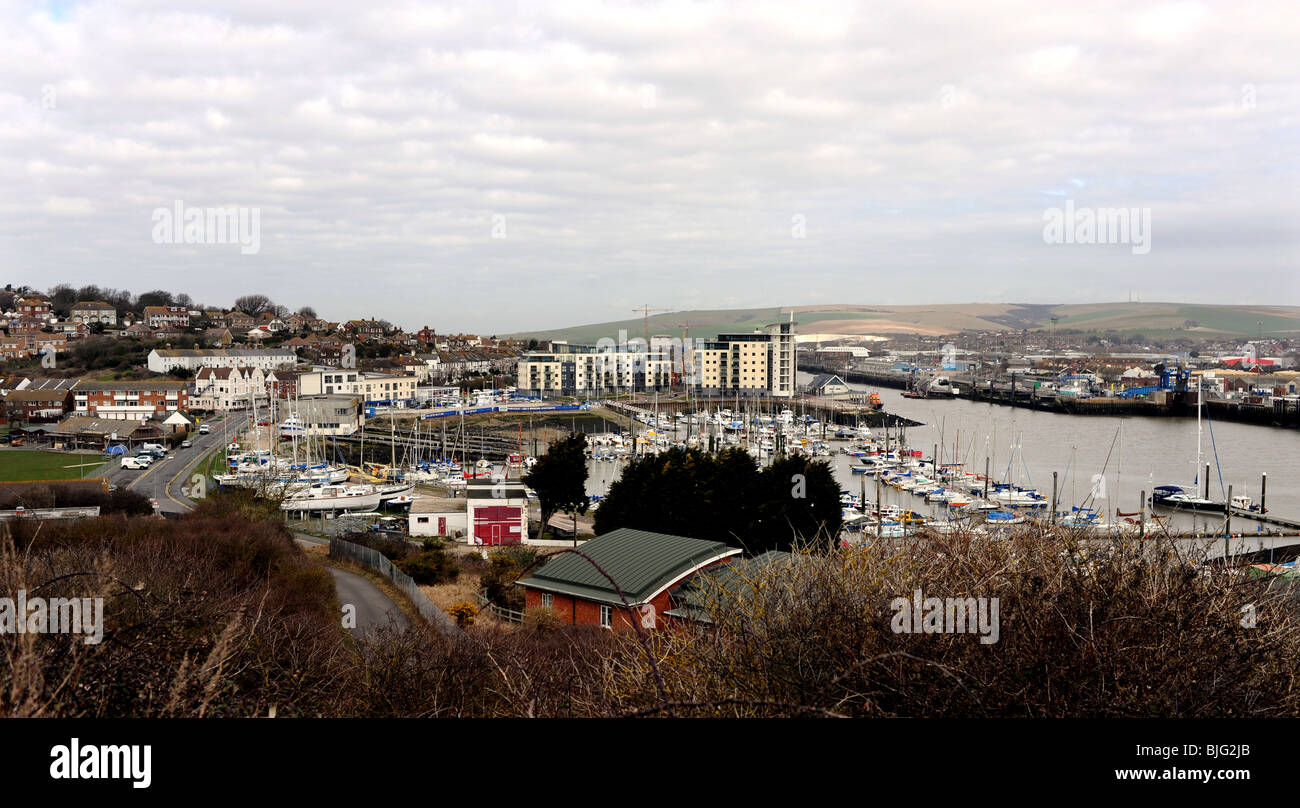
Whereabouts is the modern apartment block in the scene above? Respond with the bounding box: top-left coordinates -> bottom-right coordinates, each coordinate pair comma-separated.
694,319 -> 796,398
516,319 -> 796,398
516,338 -> 676,397
296,367 -> 419,404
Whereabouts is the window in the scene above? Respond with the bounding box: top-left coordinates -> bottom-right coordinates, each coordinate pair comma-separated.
542,593 -> 553,608
599,604 -> 612,628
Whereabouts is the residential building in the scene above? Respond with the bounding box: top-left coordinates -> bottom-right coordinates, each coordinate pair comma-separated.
191,366 -> 268,411
73,380 -> 188,421
147,348 -> 297,373
265,370 -> 303,399
694,319 -> 797,398
13,296 -> 52,328
2,389 -> 73,423
202,327 -> 234,347
281,395 -> 363,436
296,368 -> 419,403
142,305 -> 190,329
516,338 -> 676,397
70,301 -> 118,325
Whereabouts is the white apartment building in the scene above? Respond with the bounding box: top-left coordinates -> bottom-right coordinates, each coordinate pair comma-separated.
296,367 -> 419,404
147,348 -> 297,374
191,366 -> 269,411
283,395 -> 364,436
516,338 -> 675,397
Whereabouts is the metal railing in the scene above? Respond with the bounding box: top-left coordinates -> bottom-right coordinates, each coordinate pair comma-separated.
329,536 -> 464,639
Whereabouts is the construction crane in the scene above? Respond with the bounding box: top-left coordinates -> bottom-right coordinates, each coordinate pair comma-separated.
632,305 -> 672,347
675,321 -> 701,386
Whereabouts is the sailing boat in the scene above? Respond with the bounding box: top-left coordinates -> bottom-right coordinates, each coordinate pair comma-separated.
1150,374 -> 1223,513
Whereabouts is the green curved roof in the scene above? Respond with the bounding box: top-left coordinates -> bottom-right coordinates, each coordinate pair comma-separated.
517,528 -> 739,606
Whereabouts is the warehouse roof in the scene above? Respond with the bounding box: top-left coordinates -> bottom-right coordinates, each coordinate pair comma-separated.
516,527 -> 740,606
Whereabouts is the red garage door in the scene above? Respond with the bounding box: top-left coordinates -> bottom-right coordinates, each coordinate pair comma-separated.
474,505 -> 522,546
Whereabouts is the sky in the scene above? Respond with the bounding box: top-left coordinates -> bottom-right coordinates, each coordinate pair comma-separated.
1,0 -> 1298,333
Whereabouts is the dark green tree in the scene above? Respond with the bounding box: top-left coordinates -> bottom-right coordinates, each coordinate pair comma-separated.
594,447 -> 842,553
522,432 -> 589,540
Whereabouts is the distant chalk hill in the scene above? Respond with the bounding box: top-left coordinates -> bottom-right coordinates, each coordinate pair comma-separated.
506,302 -> 1300,343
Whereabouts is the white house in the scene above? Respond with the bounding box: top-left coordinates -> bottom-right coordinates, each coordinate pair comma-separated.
191,366 -> 268,411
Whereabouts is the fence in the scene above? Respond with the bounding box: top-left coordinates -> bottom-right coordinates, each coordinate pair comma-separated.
473,589 -> 524,623
329,537 -> 464,639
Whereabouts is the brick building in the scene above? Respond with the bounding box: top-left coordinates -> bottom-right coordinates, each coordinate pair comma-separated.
73,380 -> 189,421
515,528 -> 741,630
3,389 -> 73,423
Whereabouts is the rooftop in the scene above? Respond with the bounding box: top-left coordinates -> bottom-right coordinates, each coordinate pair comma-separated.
516,527 -> 740,606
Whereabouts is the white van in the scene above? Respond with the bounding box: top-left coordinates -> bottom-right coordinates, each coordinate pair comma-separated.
140,443 -> 166,454
121,456 -> 152,470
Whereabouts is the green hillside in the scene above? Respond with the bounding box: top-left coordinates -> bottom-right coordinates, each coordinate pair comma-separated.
506,302 -> 1300,344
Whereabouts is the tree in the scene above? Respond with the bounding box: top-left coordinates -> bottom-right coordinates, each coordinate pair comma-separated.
48,284 -> 76,315
136,290 -> 174,310
522,432 -> 589,540
297,306 -> 317,319
594,447 -> 842,553
234,294 -> 274,317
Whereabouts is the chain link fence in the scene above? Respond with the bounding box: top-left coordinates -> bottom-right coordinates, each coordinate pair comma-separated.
329,536 -> 464,639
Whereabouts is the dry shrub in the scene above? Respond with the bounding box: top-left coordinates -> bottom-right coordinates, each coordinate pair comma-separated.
340,622 -> 615,718
1,497 -> 349,717
600,527 -> 1300,717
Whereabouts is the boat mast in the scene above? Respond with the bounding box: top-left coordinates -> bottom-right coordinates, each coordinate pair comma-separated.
1195,373 -> 1202,489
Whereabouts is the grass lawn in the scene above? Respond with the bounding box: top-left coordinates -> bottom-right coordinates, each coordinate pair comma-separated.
0,449 -> 110,482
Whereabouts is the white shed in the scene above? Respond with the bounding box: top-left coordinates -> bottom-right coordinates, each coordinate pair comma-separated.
408,496 -> 468,539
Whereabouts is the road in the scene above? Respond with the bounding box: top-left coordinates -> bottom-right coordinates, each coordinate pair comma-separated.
107,413 -> 236,514
114,415 -> 414,636
327,566 -> 411,637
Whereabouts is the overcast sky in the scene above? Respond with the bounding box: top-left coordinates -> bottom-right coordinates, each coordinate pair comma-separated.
2,0 -> 1297,333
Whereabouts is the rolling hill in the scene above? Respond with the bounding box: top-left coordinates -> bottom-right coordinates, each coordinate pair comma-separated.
506,302 -> 1300,344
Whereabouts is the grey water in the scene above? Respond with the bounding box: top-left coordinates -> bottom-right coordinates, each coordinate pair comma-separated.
810,372 -> 1300,530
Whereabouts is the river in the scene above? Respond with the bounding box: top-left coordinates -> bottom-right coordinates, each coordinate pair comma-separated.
805,371 -> 1300,529
579,376 -> 1300,533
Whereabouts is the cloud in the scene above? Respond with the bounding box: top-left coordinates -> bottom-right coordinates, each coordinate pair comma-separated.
0,0 -> 1297,331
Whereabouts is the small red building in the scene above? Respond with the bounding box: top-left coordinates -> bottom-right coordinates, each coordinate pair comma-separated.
516,528 -> 740,631
466,479 -> 528,546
